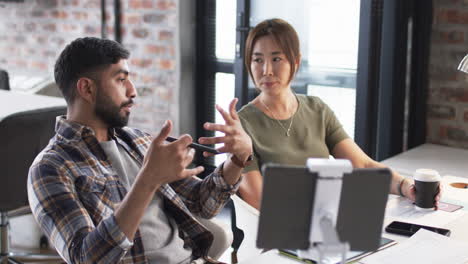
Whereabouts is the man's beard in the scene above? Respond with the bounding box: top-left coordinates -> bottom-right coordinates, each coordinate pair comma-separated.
95,90 -> 133,128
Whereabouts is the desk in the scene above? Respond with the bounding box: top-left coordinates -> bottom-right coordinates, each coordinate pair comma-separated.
381,143 -> 468,178
240,144 -> 468,263
0,90 -> 65,120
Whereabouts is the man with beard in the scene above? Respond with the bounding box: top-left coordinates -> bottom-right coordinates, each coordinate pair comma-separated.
27,37 -> 253,264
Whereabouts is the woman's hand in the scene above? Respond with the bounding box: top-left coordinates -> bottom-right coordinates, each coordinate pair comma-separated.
403,179 -> 443,210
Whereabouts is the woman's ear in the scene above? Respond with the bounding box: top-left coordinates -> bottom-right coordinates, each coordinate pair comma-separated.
76,77 -> 97,104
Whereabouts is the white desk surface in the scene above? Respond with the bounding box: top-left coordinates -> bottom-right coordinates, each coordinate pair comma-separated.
381,143 -> 468,178
0,90 -> 65,120
241,144 -> 468,263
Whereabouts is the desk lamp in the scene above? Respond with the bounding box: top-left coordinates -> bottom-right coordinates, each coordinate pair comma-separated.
457,54 -> 468,74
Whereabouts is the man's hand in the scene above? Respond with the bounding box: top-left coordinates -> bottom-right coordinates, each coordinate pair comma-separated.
198,98 -> 252,163
140,120 -> 204,190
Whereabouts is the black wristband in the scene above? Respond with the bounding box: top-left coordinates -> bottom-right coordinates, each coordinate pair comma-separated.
398,178 -> 406,197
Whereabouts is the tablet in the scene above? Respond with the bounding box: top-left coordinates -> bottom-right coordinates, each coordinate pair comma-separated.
257,164 -> 391,252
257,164 -> 317,249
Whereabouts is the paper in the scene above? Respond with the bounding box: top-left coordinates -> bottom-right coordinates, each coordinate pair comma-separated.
361,229 -> 468,264
385,196 -> 466,227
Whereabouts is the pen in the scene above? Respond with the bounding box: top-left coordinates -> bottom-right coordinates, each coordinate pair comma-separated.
165,136 -> 221,154
278,249 -> 316,264
278,250 -> 316,264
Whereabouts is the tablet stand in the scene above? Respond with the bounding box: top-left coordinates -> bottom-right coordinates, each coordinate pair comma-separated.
297,159 -> 352,264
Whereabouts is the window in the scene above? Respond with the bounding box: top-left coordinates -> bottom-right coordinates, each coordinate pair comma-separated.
249,0 -> 360,139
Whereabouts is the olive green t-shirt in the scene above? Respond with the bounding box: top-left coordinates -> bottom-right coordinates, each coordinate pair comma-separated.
238,94 -> 349,173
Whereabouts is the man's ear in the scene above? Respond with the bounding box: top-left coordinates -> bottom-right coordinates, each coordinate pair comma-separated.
76,77 -> 97,104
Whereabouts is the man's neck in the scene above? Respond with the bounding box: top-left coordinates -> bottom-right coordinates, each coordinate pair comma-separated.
67,107 -> 110,142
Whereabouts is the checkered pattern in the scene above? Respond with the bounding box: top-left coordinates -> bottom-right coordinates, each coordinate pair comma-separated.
28,116 -> 240,263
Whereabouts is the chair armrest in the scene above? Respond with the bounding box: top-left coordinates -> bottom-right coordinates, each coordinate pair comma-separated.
8,206 -> 31,218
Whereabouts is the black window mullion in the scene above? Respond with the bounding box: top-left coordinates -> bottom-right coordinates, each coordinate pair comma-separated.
195,0 -> 217,164
215,60 -> 234,74
375,0 -> 409,161
355,0 -> 384,158
234,0 -> 250,110
407,0 -> 432,150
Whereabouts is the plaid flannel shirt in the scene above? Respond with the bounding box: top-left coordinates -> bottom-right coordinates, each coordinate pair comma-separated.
28,116 -> 240,263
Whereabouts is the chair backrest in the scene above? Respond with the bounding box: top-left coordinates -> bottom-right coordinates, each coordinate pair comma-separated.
193,162 -> 247,257
0,106 -> 66,212
0,69 -> 10,90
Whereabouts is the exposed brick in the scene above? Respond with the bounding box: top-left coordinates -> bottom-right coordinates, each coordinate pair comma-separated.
36,36 -> 47,44
136,86 -> 154,97
438,87 -> 468,102
158,59 -> 174,70
61,23 -> 79,32
159,30 -> 173,41
73,11 -> 88,20
43,50 -> 56,57
436,30 -> 464,44
24,23 -> 36,32
31,10 -> 46,17
142,0 -> 153,8
84,25 -> 98,35
15,10 -> 28,18
0,0 -> 179,134
463,109 -> 468,122
31,61 -> 48,70
50,36 -> 64,45
441,126 -> 468,141
145,44 -> 166,54
83,0 -> 99,8
51,10 -> 68,19
130,58 -> 153,68
37,0 -> 58,8
140,74 -> 158,83
61,0 -> 80,6
14,59 -> 27,68
427,104 -> 456,119
429,65 -> 458,82
157,87 -> 173,101
14,35 -> 26,43
26,48 -> 37,56
124,13 -> 142,24
43,23 -> 57,32
435,9 -> 468,24
156,0 -> 176,10
129,0 -> 153,9
132,28 -> 149,38
143,14 -> 166,24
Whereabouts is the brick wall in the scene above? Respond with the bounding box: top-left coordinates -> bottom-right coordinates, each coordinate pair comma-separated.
428,0 -> 468,148
0,0 -> 180,134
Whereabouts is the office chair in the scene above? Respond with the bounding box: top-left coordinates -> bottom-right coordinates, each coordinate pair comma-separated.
195,163 -> 245,263
0,106 -> 66,264
0,70 -> 10,91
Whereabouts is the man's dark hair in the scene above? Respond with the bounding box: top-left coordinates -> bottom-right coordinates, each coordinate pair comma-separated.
54,37 -> 130,104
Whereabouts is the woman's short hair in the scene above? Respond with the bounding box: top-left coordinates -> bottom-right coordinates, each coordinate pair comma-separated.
244,18 -> 300,83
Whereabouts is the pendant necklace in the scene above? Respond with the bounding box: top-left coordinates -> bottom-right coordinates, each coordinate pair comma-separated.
260,98 -> 296,137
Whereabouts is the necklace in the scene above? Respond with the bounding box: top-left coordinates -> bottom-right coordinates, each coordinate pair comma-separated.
260,98 -> 296,137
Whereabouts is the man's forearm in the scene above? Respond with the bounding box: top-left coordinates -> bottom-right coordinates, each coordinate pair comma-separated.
222,158 -> 243,185
114,171 -> 160,241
